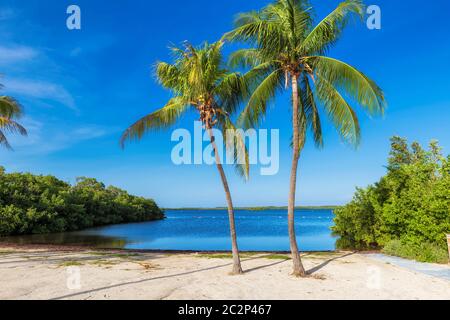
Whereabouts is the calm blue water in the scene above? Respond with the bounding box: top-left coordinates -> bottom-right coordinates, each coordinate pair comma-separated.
1,209 -> 337,251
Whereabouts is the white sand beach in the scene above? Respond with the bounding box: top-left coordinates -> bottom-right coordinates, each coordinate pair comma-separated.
0,246 -> 449,300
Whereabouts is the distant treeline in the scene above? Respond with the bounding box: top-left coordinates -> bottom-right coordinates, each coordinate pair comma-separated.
333,137 -> 450,263
166,206 -> 339,211
0,167 -> 165,236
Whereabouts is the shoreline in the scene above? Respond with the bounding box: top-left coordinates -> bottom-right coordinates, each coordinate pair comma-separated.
0,242 -> 351,255
164,206 -> 339,211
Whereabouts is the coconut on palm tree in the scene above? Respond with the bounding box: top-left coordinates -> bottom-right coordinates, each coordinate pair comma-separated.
120,41 -> 249,275
224,0 -> 386,277
0,85 -> 27,150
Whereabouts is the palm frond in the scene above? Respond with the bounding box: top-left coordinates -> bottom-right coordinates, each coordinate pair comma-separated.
0,130 -> 12,150
0,117 -> 27,151
224,10 -> 287,57
315,75 -> 361,146
228,49 -> 263,70
299,74 -> 323,147
289,109 -> 308,154
219,114 -> 250,180
269,0 -> 312,47
239,68 -> 284,128
156,62 -> 181,91
223,10 -> 265,43
308,55 -> 386,115
0,117 -> 27,136
214,72 -> 248,115
0,93 -> 27,150
0,96 -> 24,118
301,0 -> 364,54
120,97 -> 188,148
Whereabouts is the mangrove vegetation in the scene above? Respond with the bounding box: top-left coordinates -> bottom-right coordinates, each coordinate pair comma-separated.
333,137 -> 450,263
0,168 -> 164,236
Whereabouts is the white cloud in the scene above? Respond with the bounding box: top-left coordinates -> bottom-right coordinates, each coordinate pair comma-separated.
2,78 -> 77,111
0,44 -> 77,112
0,46 -> 38,64
72,127 -> 109,140
5,117 -> 113,155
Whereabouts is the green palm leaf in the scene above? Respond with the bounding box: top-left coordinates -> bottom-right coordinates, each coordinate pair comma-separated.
218,113 -> 250,180
299,74 -> 323,147
0,96 -> 23,118
301,0 -> 364,55
0,94 -> 27,150
120,97 -> 188,148
214,72 -> 248,115
239,68 -> 284,128
156,62 -> 181,91
307,55 -> 386,115
228,49 -> 262,69
315,75 -> 361,146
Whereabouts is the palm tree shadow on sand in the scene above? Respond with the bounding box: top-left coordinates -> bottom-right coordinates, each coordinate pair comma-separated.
306,252 -> 355,275
51,252 -> 354,300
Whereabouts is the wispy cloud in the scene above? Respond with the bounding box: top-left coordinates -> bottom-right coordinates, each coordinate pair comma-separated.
2,78 -> 77,111
0,43 -> 77,112
72,127 -> 109,140
5,117 -> 114,155
0,46 -> 38,64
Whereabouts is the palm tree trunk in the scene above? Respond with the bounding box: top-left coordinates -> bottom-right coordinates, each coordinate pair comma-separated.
289,74 -> 307,277
207,127 -> 243,275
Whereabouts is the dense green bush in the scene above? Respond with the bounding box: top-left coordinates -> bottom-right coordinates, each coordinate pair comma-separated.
382,240 -> 448,264
0,168 -> 165,236
333,137 -> 450,263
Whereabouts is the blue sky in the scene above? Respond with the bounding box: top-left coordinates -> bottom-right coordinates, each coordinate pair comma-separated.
1,0 -> 450,207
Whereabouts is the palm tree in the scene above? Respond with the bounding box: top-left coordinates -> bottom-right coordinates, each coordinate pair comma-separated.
224,0 -> 386,277
0,85 -> 27,150
120,41 -> 249,275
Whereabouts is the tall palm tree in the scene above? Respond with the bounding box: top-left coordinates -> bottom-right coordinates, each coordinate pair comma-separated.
120,41 -> 249,275
224,0 -> 386,277
0,85 -> 27,150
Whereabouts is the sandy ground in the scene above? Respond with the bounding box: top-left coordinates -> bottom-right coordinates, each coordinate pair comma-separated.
0,246 -> 449,300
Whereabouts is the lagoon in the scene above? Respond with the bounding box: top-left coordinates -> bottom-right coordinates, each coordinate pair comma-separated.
0,209 -> 337,251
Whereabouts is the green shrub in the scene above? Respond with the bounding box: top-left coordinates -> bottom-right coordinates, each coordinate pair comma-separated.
383,240 -> 448,264
333,137 -> 450,263
0,169 -> 165,236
